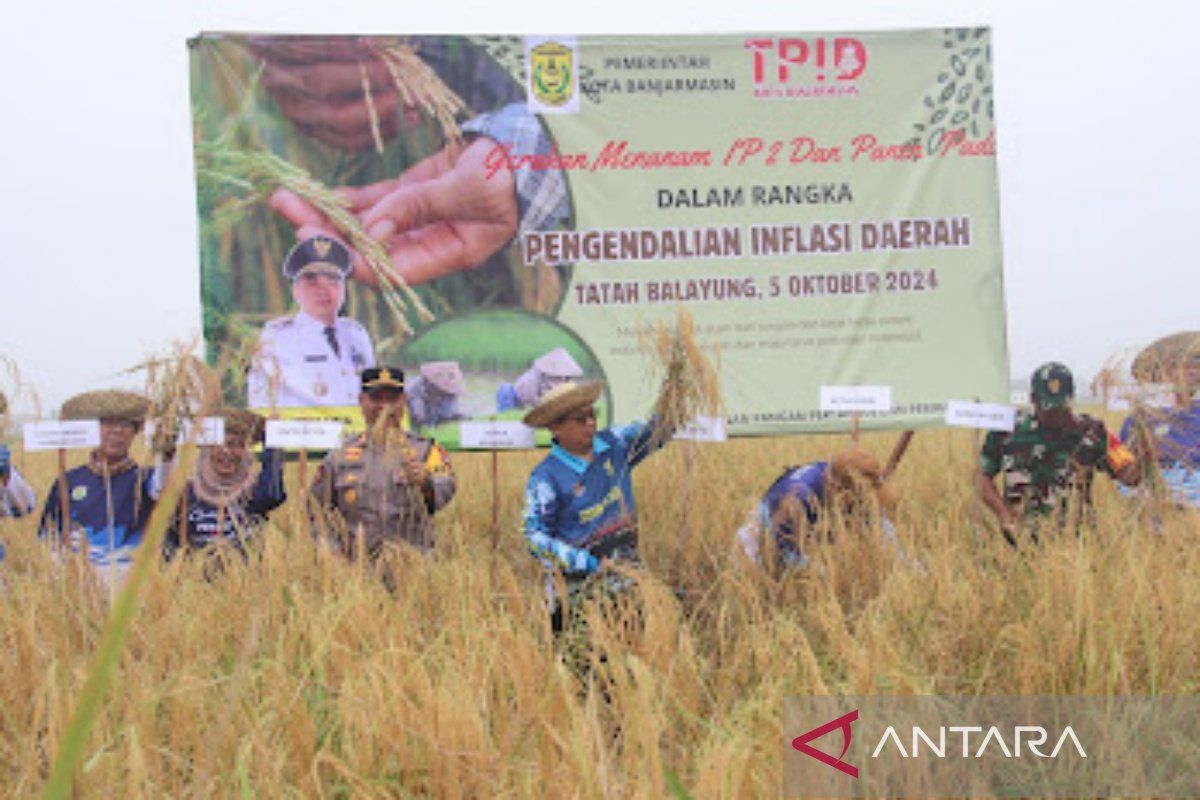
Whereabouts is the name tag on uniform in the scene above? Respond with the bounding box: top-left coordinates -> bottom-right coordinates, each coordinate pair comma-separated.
304,355 -> 329,363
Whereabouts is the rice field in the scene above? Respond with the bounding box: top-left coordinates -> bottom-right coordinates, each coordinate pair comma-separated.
0,423 -> 1197,797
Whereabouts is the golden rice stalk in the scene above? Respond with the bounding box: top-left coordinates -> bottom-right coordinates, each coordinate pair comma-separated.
372,42 -> 466,144
196,139 -> 433,335
640,307 -> 723,446
0,355 -> 35,434
126,341 -> 222,452
358,60 -> 386,156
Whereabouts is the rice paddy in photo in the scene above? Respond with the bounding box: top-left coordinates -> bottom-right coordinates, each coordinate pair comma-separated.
0,419 -> 1197,797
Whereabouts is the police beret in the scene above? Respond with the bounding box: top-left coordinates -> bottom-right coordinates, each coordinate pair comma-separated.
362,367 -> 405,392
282,235 -> 353,281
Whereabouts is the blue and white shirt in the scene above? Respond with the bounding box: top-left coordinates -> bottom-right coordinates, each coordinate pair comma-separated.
1121,399 -> 1200,506
522,419 -> 661,578
38,462 -> 156,585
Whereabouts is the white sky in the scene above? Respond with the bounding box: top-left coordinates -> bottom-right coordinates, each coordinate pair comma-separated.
0,0 -> 1195,413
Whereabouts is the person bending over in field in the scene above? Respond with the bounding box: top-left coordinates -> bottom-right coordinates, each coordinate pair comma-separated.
976,362 -> 1140,544
38,390 -> 158,587
521,380 -> 672,633
161,408 -> 286,571
1119,349 -> 1200,507
0,390 -> 37,561
311,367 -> 456,578
736,446 -> 900,571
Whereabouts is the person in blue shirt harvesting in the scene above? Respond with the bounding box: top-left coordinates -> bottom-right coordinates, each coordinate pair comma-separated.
520,380 -> 671,633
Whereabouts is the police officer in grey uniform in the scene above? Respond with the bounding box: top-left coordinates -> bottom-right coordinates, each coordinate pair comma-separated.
247,235 -> 376,409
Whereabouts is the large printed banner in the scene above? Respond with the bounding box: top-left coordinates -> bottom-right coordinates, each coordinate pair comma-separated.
189,30 -> 1008,447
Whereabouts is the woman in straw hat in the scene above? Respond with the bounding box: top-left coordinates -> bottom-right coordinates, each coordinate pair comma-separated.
38,389 -> 157,587
1120,331 -> 1200,506
736,446 -> 900,570
161,408 -> 286,565
521,380 -> 669,631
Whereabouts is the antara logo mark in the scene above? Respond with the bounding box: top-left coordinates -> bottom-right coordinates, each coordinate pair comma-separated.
792,709 -> 860,779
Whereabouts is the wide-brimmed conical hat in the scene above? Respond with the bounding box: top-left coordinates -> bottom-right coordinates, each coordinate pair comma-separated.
522,380 -> 603,428
61,390 -> 150,423
1131,331 -> 1200,383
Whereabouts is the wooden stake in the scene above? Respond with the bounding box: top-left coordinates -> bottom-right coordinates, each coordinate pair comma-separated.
298,447 -> 310,539
56,448 -> 70,547
490,449 -> 501,551
851,412 -> 861,443
883,430 -> 915,480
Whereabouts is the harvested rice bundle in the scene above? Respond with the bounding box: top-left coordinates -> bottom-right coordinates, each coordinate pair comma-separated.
640,307 -> 722,447
371,41 -> 467,146
61,390 -> 151,424
195,139 -> 433,336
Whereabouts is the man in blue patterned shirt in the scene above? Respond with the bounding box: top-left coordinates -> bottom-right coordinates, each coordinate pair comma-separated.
520,381 -> 667,630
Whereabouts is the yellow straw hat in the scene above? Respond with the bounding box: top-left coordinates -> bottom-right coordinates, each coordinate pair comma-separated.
522,380 -> 603,428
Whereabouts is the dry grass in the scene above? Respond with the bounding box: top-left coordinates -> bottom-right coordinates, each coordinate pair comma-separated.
0,424 -> 1197,797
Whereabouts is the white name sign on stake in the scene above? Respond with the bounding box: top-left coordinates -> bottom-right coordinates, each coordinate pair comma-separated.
265,420 -> 344,450
24,420 -> 101,451
673,416 -> 728,442
820,386 -> 893,413
945,400 -> 1016,432
460,421 -> 536,450
145,417 -> 227,447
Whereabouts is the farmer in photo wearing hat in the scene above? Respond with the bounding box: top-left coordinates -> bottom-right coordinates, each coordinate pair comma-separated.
496,347 -> 583,413
312,367 -> 456,567
161,408 -> 287,566
977,362 -> 1141,543
736,446 -> 901,570
247,235 -> 376,409
1119,331 -> 1200,507
521,380 -> 670,631
38,390 -> 158,586
406,361 -> 467,429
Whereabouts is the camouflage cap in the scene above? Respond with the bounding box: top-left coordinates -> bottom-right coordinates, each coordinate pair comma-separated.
419,362 -> 466,396
532,347 -> 583,378
1031,362 -> 1074,409
282,235 -> 352,281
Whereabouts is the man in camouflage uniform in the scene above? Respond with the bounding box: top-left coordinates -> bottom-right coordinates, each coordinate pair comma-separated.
976,362 -> 1140,543
312,367 -> 456,563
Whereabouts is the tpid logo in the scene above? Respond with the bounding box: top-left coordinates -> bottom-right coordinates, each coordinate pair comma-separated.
745,37 -> 866,98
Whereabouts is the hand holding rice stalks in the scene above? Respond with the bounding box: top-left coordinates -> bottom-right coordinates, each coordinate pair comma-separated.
195,139 -> 433,337
640,307 -> 723,447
